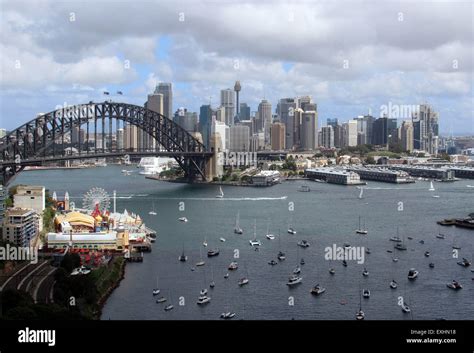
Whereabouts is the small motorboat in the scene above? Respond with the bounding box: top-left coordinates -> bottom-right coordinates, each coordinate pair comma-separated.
178,217 -> 188,222
401,302 -> 411,313
287,228 -> 297,235
408,268 -> 419,280
300,258 -> 305,265
429,263 -> 435,268
286,275 -> 303,286
228,262 -> 238,270
457,258 -> 471,267
293,266 -> 301,275
362,289 -> 370,298
297,240 -> 310,248
310,284 -> 326,296
220,237 -> 226,242
394,243 -> 407,251
356,310 -> 365,320
343,243 -> 351,249
224,273 -> 229,279
265,234 -> 275,240
362,268 -> 369,277
424,251 -> 430,257
249,239 -> 262,247
419,240 -> 425,244
152,289 -> 160,296
200,289 -> 208,296
209,281 -> 215,288
436,233 -> 445,239
268,260 -> 278,266
407,236 -> 413,240
390,236 -> 402,242
392,257 -> 399,262
238,277 -> 249,286
220,312 -> 236,319
365,248 -> 371,254
277,251 -> 286,261
207,249 -> 220,257
197,296 -> 211,305
329,268 -> 336,275
196,260 -> 205,267
446,280 -> 462,290
390,280 -> 397,289
156,297 -> 167,303
164,304 -> 174,311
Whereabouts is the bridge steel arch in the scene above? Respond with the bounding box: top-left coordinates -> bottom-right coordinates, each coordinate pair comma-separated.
0,101 -> 212,185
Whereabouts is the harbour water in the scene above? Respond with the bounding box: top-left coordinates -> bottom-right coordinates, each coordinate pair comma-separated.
14,165 -> 474,320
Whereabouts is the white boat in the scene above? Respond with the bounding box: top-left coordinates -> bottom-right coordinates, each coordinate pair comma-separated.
466,185 -> 474,188
148,201 -> 157,215
293,266 -> 301,275
286,275 -> 303,286
164,304 -> 174,311
224,273 -> 229,279
356,290 -> 365,320
196,247 -> 205,266
139,157 -> 173,175
228,262 -> 238,270
238,277 -> 249,286
297,239 -> 310,248
355,216 -> 368,235
358,187 -> 364,199
220,312 -> 236,319
197,296 -> 211,305
429,181 -> 435,191
362,268 -> 369,277
277,251 -> 286,261
432,195 -> 440,198
265,221 -> 275,240
156,297 -> 167,303
287,216 -> 296,234
446,280 -> 462,290
298,184 -> 311,192
234,211 -> 243,234
203,237 -> 208,247
220,237 -> 226,242
178,245 -> 187,262
362,289 -> 370,298
178,217 -> 188,222
310,284 -> 326,296
152,275 -> 160,296
249,219 -> 261,246
390,280 -> 397,289
216,186 -> 224,198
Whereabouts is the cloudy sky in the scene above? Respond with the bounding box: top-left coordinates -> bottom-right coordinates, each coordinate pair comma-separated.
1,0 -> 472,134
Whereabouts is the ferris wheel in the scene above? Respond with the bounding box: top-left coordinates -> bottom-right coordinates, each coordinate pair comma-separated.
82,187 -> 111,211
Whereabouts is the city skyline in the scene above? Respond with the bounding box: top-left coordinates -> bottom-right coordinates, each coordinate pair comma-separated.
0,0 -> 472,134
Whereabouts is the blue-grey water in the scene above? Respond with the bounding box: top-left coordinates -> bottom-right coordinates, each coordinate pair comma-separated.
14,165 -> 474,320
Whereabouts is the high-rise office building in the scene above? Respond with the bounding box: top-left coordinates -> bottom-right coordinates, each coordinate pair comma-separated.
117,128 -> 124,150
343,120 -> 358,147
399,120 -> 414,152
412,104 -> 438,155
124,123 -> 138,151
271,122 -> 286,151
321,126 -> 335,148
229,125 -> 250,152
327,118 -> 339,128
155,83 -> 173,119
220,88 -> 235,126
355,115 -> 375,145
258,99 -> 272,148
373,117 -> 388,145
277,98 -> 297,149
239,103 -> 251,121
147,93 -> 164,115
299,110 -> 318,150
199,105 -> 214,149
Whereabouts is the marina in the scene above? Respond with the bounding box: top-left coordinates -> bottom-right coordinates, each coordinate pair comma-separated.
12,165 -> 474,320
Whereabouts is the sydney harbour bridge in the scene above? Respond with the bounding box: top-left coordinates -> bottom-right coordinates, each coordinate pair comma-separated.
0,101 -> 214,185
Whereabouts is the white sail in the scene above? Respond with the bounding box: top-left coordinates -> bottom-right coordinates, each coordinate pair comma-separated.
429,181 -> 435,191
359,188 -> 364,199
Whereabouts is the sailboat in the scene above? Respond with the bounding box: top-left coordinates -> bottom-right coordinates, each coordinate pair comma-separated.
148,201 -> 157,215
216,186 -> 224,198
358,187 -> 364,199
355,216 -> 368,235
196,246 -> 205,267
164,290 -> 174,311
152,275 -> 160,295
429,181 -> 435,191
394,228 -> 407,250
265,221 -> 275,240
436,226 -> 445,239
356,287 -> 365,320
249,219 -> 262,247
202,237 -> 208,247
277,231 -> 286,261
209,265 -> 215,288
234,211 -> 243,234
178,244 -> 188,262
287,216 -> 297,234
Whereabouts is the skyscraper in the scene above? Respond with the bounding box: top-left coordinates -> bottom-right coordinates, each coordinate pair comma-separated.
220,88 -> 235,126
399,120 -> 414,152
299,110 -> 318,150
239,103 -> 251,121
258,99 -> 272,148
271,122 -> 286,151
343,120 -> 358,147
146,93 -> 164,115
321,126 -> 335,148
229,125 -> 250,152
199,105 -> 214,149
412,104 -> 439,155
155,83 -> 173,119
277,98 -> 296,149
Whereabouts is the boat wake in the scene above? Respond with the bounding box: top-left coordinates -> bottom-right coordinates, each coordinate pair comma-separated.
149,196 -> 288,201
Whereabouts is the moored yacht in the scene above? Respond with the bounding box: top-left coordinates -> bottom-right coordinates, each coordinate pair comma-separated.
446,280 -> 462,290
286,275 -> 303,286
207,249 -> 220,257
297,239 -> 310,248
228,262 -> 238,270
178,217 -> 188,222
408,268 -> 419,280
457,258 -> 471,267
238,277 -> 249,286
362,289 -> 370,298
310,284 -> 326,296
234,211 -> 243,234
220,312 -> 236,319
390,280 -> 397,289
